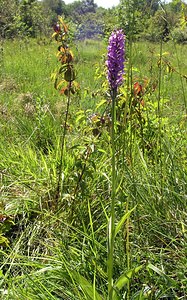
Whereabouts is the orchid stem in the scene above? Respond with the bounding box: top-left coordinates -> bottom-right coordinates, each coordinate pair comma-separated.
108,88 -> 117,300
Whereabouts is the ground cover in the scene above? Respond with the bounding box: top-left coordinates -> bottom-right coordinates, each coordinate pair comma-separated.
0,36 -> 186,299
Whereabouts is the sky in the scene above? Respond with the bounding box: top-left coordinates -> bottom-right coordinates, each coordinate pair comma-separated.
64,0 -> 120,9
63,0 -> 186,10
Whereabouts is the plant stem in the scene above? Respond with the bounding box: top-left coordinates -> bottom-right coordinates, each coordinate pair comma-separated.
157,40 -> 163,197
108,88 -> 117,300
55,82 -> 71,206
126,198 -> 130,300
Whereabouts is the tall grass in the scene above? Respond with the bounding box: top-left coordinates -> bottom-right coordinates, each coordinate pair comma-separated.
0,31 -> 187,300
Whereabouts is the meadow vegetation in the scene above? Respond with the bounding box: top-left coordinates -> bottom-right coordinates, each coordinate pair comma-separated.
0,1 -> 187,299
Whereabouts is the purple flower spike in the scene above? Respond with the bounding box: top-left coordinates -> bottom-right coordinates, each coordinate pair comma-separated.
106,30 -> 125,91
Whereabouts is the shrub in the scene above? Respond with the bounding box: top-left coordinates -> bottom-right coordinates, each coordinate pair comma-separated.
170,26 -> 187,43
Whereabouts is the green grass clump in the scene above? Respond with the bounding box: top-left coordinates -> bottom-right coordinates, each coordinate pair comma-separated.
0,36 -> 187,299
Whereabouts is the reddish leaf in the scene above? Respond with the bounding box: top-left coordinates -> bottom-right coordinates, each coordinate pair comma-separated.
60,87 -> 67,95
134,82 -> 143,96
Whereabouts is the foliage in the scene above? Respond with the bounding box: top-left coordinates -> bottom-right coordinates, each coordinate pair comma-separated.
0,6 -> 187,300
171,26 -> 187,43
76,12 -> 105,39
0,0 -> 19,38
118,0 -> 160,39
119,0 -> 187,42
1,0 -> 187,42
0,0 -> 52,38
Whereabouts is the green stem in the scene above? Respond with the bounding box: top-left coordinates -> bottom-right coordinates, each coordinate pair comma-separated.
158,40 -> 163,196
108,88 -> 117,300
126,198 -> 130,300
55,82 -> 72,206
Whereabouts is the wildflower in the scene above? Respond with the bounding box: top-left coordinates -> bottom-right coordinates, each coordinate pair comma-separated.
106,30 -> 125,91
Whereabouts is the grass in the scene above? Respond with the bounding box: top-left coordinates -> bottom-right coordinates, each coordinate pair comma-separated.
0,36 -> 187,299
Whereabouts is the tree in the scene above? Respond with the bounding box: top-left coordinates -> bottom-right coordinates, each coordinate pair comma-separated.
19,0 -> 50,37
144,0 -> 159,15
80,0 -> 97,14
169,0 -> 183,13
19,0 -> 40,36
76,12 -> 104,39
0,0 -> 18,37
118,0 -> 160,39
41,0 -> 64,15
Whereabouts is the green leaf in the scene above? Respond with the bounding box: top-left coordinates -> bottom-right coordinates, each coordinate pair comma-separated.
72,271 -> 103,300
147,263 -> 176,285
0,234 -> 10,246
76,114 -> 86,123
64,67 -> 75,82
147,263 -> 164,276
114,206 -> 136,237
112,265 -> 143,300
115,265 -> 143,290
58,65 -> 68,74
96,99 -> 107,110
